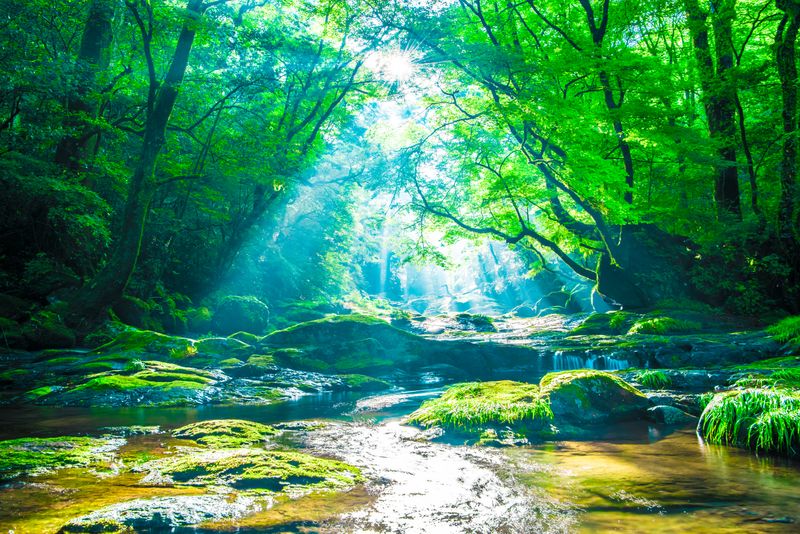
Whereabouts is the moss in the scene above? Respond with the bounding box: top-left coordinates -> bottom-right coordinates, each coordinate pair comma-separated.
59,517 -> 133,533
172,419 -> 277,448
71,372 -> 207,394
24,385 -> 58,400
0,368 -> 28,381
339,374 -> 391,391
131,370 -> 212,385
138,448 -> 362,491
0,436 -> 121,480
699,388 -> 800,456
23,310 -> 76,349
92,328 -> 193,357
45,356 -> 82,366
219,358 -> 244,367
729,355 -> 800,370
767,316 -> 800,348
636,370 -> 672,389
247,354 -> 276,367
408,380 -> 552,430
228,331 -> 262,344
628,317 -> 702,335
571,312 -> 635,335
539,369 -> 643,396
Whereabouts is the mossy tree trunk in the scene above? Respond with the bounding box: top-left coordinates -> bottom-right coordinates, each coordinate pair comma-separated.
67,0 -> 208,325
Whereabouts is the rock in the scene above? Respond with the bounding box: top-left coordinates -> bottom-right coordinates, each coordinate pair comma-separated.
172,419 -> 277,448
455,313 -> 496,332
212,295 -> 270,336
136,448 -> 362,491
647,405 -> 697,425
0,436 -> 124,481
60,495 -> 262,532
59,517 -> 133,533
542,370 -> 650,426
37,361 -> 220,407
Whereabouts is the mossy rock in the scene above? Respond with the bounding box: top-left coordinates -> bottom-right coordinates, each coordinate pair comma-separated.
0,436 -> 123,480
212,295 -> 270,336
59,517 -> 133,533
339,374 -> 392,391
172,419 -> 277,448
22,310 -> 76,349
541,370 -> 649,425
137,448 -> 362,491
408,380 -> 552,435
263,315 -> 422,375
92,328 -> 193,358
628,316 -> 702,335
408,372 -> 650,442
570,311 -> 636,336
194,336 -> 251,357
39,361 -> 219,407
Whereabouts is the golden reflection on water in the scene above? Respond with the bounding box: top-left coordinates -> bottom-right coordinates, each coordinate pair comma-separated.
510,429 -> 800,533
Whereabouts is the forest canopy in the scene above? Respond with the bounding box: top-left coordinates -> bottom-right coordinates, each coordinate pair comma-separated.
1,0 -> 799,340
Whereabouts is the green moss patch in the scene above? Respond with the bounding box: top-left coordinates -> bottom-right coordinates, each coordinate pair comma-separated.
408,381 -> 552,430
172,420 -> 277,448
628,317 -> 702,335
339,374 -> 391,391
138,448 -> 362,491
0,436 -> 123,480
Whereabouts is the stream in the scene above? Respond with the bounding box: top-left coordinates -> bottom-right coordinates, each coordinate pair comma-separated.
1,388 -> 800,533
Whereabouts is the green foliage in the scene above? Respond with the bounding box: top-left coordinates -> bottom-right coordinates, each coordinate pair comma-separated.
636,370 -> 672,389
699,389 -> 800,456
767,316 -> 800,348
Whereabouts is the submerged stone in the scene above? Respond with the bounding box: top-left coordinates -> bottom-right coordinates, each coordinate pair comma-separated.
0,436 -> 124,480
59,495 -> 262,532
136,448 -> 362,491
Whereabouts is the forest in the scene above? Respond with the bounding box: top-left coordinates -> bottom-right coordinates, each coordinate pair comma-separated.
2,0 -> 800,532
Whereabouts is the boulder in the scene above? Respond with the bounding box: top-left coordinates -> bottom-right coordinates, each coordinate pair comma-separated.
542,370 -> 650,425
647,405 -> 697,425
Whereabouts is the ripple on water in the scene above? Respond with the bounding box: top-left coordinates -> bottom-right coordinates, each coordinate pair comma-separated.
298,421 -> 576,533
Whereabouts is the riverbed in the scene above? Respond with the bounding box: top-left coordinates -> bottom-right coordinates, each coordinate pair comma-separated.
1,388 -> 799,533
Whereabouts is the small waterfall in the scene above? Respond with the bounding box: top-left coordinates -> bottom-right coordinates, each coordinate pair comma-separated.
550,352 -> 630,372
551,351 -> 586,371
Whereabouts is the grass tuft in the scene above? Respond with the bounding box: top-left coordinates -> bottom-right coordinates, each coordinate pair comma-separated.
699,388 -> 800,455
636,370 -> 672,389
767,316 -> 800,348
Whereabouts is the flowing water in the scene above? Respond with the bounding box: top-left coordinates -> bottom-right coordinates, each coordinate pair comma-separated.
1,389 -> 799,533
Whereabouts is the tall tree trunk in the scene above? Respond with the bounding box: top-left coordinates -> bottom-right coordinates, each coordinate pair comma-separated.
684,0 -> 742,219
54,0 -> 115,171
776,0 -> 800,245
67,0 -> 205,325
